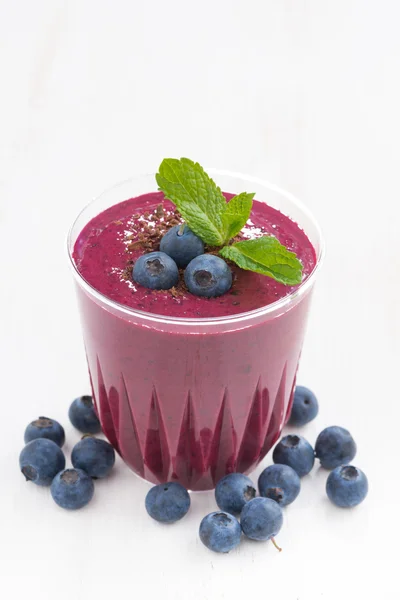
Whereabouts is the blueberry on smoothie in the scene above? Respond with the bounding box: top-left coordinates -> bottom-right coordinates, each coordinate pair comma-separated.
160,224 -> 204,268
326,465 -> 368,508
19,439 -> 66,486
133,251 -> 179,290
24,416 -> 65,447
69,395 -> 101,434
199,512 -> 242,553
184,254 -> 232,297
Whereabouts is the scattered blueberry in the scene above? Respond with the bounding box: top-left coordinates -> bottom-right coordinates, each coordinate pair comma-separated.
71,436 -> 115,479
160,224 -> 204,268
132,251 -> 179,290
184,254 -> 232,297
199,512 -> 242,553
24,416 -> 65,447
315,426 -> 357,470
19,439 -> 66,486
288,386 -> 319,427
240,497 -> 283,543
215,473 -> 256,515
258,464 -> 301,507
51,468 -> 95,510
273,434 -> 315,477
326,465 -> 368,508
145,482 -> 190,523
68,395 -> 101,434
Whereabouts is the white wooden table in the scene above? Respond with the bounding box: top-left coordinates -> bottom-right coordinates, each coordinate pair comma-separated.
1,2 -> 398,598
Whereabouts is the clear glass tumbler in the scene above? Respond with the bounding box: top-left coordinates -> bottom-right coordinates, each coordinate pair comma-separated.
68,171 -> 323,490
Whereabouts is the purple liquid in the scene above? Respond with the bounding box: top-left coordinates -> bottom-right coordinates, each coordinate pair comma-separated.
74,192 -> 315,318
73,192 -> 317,490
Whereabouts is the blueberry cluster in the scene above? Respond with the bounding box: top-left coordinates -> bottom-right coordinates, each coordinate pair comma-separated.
272,429 -> 367,507
132,225 -> 232,297
144,471 -> 284,553
19,385 -> 369,552
273,387 -> 368,509
19,396 -> 115,510
144,386 -> 368,554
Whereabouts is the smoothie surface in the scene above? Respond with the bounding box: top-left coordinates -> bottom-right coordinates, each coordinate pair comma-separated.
73,192 -> 316,318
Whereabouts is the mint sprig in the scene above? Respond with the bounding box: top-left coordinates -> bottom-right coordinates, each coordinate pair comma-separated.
222,192 -> 254,242
220,238 -> 302,285
156,158 -> 226,246
156,158 -> 303,285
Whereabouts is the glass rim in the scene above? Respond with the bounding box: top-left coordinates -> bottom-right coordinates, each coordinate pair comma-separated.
67,169 -> 325,327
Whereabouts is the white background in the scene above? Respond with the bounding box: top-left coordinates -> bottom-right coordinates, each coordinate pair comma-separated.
1,1 -> 399,599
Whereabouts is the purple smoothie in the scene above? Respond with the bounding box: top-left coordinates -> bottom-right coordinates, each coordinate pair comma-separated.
72,191 -> 317,490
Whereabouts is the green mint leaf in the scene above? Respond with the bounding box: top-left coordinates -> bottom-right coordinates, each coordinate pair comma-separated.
220,236 -> 303,285
156,158 -> 227,246
222,192 -> 254,242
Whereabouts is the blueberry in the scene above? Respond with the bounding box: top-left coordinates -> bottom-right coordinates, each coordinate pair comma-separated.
288,386 -> 319,427
273,434 -> 315,477
71,436 -> 115,479
258,464 -> 301,507
51,468 -> 94,510
199,512 -> 242,553
68,395 -> 101,434
215,473 -> 256,515
184,254 -> 232,297
240,497 -> 283,543
315,426 -> 357,470
24,416 -> 65,447
145,482 -> 190,523
160,225 -> 204,268
326,465 -> 368,508
132,251 -> 179,290
19,439 -> 66,486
